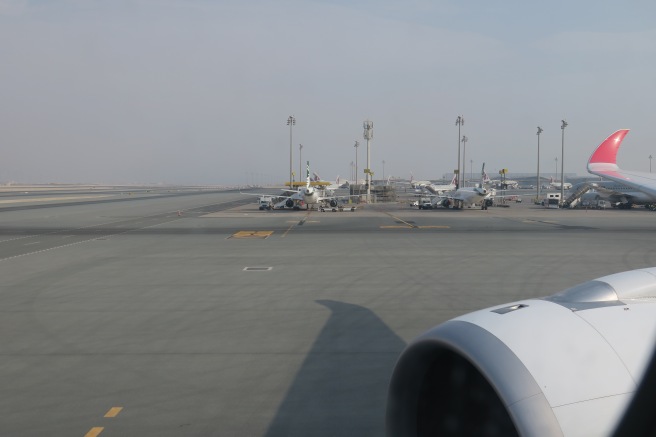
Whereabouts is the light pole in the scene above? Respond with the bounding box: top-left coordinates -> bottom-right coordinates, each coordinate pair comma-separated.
554,157 -> 558,183
354,141 -> 359,185
363,120 -> 373,202
299,144 -> 303,184
382,160 -> 386,181
287,115 -> 295,188
455,116 -> 464,189
470,159 -> 473,184
560,120 -> 568,206
537,126 -> 543,202
650,155 -> 653,173
461,135 -> 468,187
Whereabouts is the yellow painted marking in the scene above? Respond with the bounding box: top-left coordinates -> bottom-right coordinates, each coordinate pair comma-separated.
380,225 -> 450,229
85,427 -> 104,437
0,195 -> 113,205
281,223 -> 294,238
523,219 -> 557,225
282,212 -> 311,238
104,407 -> 123,418
231,231 -> 273,239
382,212 -> 418,228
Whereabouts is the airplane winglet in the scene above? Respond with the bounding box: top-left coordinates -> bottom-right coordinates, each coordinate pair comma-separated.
587,129 -> 630,169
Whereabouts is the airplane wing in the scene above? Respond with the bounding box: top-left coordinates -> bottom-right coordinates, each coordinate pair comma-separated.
588,130 -> 656,198
590,183 -> 644,205
240,191 -> 292,201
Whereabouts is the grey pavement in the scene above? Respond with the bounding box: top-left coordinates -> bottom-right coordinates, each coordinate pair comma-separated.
1,189 -> 655,436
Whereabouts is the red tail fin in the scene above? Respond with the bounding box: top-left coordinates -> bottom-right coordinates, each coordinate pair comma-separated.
588,130 -> 630,165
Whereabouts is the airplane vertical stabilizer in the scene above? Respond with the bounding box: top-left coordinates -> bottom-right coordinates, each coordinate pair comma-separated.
587,129 -> 656,200
587,129 -> 630,172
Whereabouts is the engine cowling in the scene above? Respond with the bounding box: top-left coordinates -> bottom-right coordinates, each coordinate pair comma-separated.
285,199 -> 294,208
330,199 -> 338,207
387,268 -> 656,436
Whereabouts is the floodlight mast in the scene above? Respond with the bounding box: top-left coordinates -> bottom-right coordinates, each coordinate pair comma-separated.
536,126 -> 543,203
455,116 -> 464,189
287,116 -> 296,188
299,144 -> 303,184
461,135 -> 468,187
560,120 -> 568,206
363,120 -> 373,202
354,141 -> 359,185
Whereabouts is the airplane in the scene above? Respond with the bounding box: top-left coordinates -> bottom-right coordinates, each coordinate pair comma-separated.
419,174 -> 458,195
311,173 -> 348,190
409,173 -> 432,189
587,129 -> 656,210
490,178 -> 519,189
280,162 -> 357,210
442,163 -> 495,209
241,162 -> 356,211
387,267 -> 656,436
549,176 -> 572,190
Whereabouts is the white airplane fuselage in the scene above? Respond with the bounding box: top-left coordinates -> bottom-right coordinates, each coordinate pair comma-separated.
452,186 -> 493,208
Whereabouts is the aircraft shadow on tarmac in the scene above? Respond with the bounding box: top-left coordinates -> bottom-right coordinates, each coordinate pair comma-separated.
264,300 -> 406,437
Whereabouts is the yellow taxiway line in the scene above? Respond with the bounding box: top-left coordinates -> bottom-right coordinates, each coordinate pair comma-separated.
380,225 -> 450,229
381,212 -> 449,229
230,231 -> 274,239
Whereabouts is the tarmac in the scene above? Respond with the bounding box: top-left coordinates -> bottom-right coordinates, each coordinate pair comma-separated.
1,187 -> 655,436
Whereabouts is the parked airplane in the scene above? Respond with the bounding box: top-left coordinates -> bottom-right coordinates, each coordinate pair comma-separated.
490,178 -> 519,189
445,163 -> 495,209
273,162 -> 357,210
409,173 -> 433,189
387,267 -> 656,436
419,174 -> 458,195
549,176 -> 572,190
311,173 -> 348,190
241,163 -> 353,210
587,129 -> 656,210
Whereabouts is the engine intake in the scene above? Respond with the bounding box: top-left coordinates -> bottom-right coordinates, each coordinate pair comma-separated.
386,268 -> 656,437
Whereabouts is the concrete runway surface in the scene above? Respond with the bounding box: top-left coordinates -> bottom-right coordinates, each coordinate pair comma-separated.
1,188 -> 655,436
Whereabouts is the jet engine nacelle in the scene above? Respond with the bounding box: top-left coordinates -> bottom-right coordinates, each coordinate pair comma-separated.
441,199 -> 451,208
285,199 -> 294,208
387,268 -> 656,437
330,199 -> 338,208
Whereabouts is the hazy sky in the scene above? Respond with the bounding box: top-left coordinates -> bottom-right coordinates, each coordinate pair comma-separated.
1,0 -> 655,185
